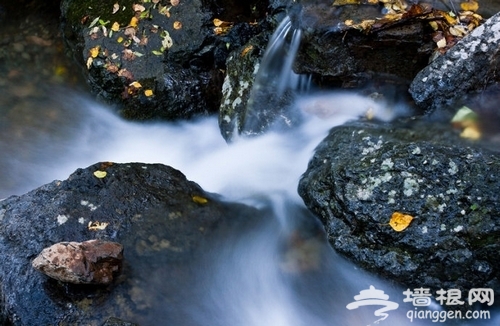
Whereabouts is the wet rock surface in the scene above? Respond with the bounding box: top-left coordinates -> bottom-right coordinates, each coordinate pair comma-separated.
291,0 -> 435,88
0,162 -> 263,325
410,12 -> 500,114
32,239 -> 123,285
298,119 -> 500,297
60,0 -> 284,121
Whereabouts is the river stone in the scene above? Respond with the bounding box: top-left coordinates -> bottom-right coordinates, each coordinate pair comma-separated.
298,119 -> 500,297
32,240 -> 123,285
410,11 -> 500,114
0,162 -> 263,325
60,0 -> 290,121
290,0 -> 434,88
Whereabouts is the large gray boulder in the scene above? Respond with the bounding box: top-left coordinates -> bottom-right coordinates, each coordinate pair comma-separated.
298,119 -> 500,296
0,162 -> 261,325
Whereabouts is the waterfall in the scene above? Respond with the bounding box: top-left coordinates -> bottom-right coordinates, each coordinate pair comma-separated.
242,15 -> 310,137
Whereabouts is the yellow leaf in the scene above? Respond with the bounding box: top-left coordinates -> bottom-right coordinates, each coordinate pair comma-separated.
173,21 -> 182,30
144,89 -> 154,96
192,195 -> 208,204
111,21 -> 120,32
89,45 -> 100,58
88,221 -> 109,231
129,81 -> 142,88
460,1 -> 479,12
389,212 -> 414,232
93,170 -> 107,178
129,16 -> 139,28
333,0 -> 360,5
241,45 -> 253,57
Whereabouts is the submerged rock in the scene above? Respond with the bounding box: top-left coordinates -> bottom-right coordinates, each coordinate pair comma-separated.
32,239 -> 123,285
0,162 -> 262,325
298,119 -> 500,296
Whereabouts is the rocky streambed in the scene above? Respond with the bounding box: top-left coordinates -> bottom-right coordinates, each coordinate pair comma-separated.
1,0 -> 500,325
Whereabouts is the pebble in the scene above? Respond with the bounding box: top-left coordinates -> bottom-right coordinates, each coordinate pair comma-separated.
32,239 -> 123,285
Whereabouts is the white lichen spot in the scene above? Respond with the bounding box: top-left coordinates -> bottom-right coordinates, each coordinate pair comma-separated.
0,208 -> 5,221
440,224 -> 446,231
361,137 -> 383,155
454,225 -> 464,232
403,178 -> 419,196
422,226 -> 428,234
223,115 -> 231,123
431,159 -> 439,165
387,189 -> 397,204
422,77 -> 428,82
356,173 -> 392,200
141,166 -> 148,169
381,158 -> 394,170
78,217 -> 85,224
80,200 -> 89,206
461,210 -> 466,215
232,97 -> 242,109
480,43 -> 488,52
446,188 -> 458,195
411,147 -> 421,155
56,214 -> 69,225
438,203 -> 447,212
357,130 -> 365,134
448,160 -> 458,175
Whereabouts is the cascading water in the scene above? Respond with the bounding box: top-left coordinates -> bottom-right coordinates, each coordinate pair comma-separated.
1,13 -> 497,326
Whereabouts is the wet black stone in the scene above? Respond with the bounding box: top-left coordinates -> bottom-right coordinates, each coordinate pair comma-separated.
298,119 -> 500,297
0,162 -> 263,325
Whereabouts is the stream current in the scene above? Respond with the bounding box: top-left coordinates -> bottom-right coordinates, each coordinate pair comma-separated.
1,10 -> 498,326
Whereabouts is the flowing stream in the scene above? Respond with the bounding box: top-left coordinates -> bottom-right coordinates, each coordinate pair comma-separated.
1,11 -> 497,326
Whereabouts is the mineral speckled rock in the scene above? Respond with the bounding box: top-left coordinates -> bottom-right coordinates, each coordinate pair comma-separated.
298,119 -> 500,296
410,12 -> 500,114
32,239 -> 123,285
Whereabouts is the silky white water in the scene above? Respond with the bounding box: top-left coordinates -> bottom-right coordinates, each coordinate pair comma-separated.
3,87 -> 491,325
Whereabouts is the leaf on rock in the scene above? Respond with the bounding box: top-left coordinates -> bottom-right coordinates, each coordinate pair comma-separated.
460,1 -> 479,12
389,212 -> 413,232
93,170 -> 107,178
192,195 -> 208,204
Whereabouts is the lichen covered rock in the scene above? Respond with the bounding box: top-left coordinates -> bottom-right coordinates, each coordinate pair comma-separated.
410,12 -> 500,114
298,119 -> 500,295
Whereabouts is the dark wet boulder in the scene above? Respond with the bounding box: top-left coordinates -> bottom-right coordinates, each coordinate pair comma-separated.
290,0 -> 436,88
0,162 -> 262,325
298,119 -> 500,297
410,12 -> 500,115
59,0 -> 272,121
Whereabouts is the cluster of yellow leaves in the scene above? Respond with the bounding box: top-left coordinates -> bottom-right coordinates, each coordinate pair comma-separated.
213,18 -> 233,36
336,0 -> 483,54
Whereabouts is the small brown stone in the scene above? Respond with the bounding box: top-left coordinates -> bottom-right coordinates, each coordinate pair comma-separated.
32,239 -> 123,285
